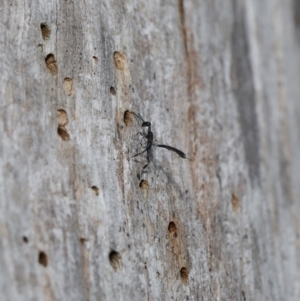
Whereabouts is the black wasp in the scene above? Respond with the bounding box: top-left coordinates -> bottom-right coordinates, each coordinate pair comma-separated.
128,111 -> 190,175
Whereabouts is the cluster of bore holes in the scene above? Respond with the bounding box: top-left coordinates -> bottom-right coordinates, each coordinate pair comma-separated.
110,51 -> 126,98
38,251 -> 48,267
40,23 -> 57,75
124,111 -> 150,191
109,250 -> 121,271
32,22 -> 52,267
167,222 -> 188,284
41,25 -> 96,246
117,59 -> 186,283
57,109 -> 70,141
106,108 -> 187,282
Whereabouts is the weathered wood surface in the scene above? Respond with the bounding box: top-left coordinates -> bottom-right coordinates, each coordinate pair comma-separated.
1,0 -> 300,300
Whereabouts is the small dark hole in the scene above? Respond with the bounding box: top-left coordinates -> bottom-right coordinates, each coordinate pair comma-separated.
168,221 -> 177,233
124,110 -> 133,126
22,236 -> 28,243
109,250 -> 121,271
231,193 -> 239,212
139,179 -> 149,189
110,87 -> 116,95
57,109 -> 68,127
45,53 -> 57,74
139,179 -> 149,197
180,267 -> 189,284
91,186 -> 99,196
40,23 -> 51,40
92,56 -> 98,61
38,251 -> 48,267
113,51 -> 126,70
57,127 -> 70,141
80,238 -> 87,244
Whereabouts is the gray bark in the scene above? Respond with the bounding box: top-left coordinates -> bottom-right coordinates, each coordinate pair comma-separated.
1,0 -> 300,300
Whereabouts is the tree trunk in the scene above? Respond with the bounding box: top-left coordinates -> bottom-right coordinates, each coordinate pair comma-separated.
1,0 -> 300,300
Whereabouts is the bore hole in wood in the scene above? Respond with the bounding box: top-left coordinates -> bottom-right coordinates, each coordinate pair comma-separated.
40,23 -> 51,40
139,179 -> 149,189
91,186 -> 99,196
63,77 -> 73,96
22,236 -> 28,243
45,53 -> 57,75
57,127 -> 70,141
109,250 -> 121,271
124,110 -> 133,126
231,193 -> 239,212
92,56 -> 98,61
57,109 -> 68,127
180,267 -> 189,285
38,251 -> 48,267
110,87 -> 116,95
168,221 -> 177,238
80,238 -> 88,244
139,179 -> 149,197
113,51 -> 126,70
57,109 -> 70,141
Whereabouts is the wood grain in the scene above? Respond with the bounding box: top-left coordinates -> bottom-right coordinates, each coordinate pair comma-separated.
1,0 -> 300,300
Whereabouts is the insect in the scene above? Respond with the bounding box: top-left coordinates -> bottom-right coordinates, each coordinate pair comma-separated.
129,111 -> 190,175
